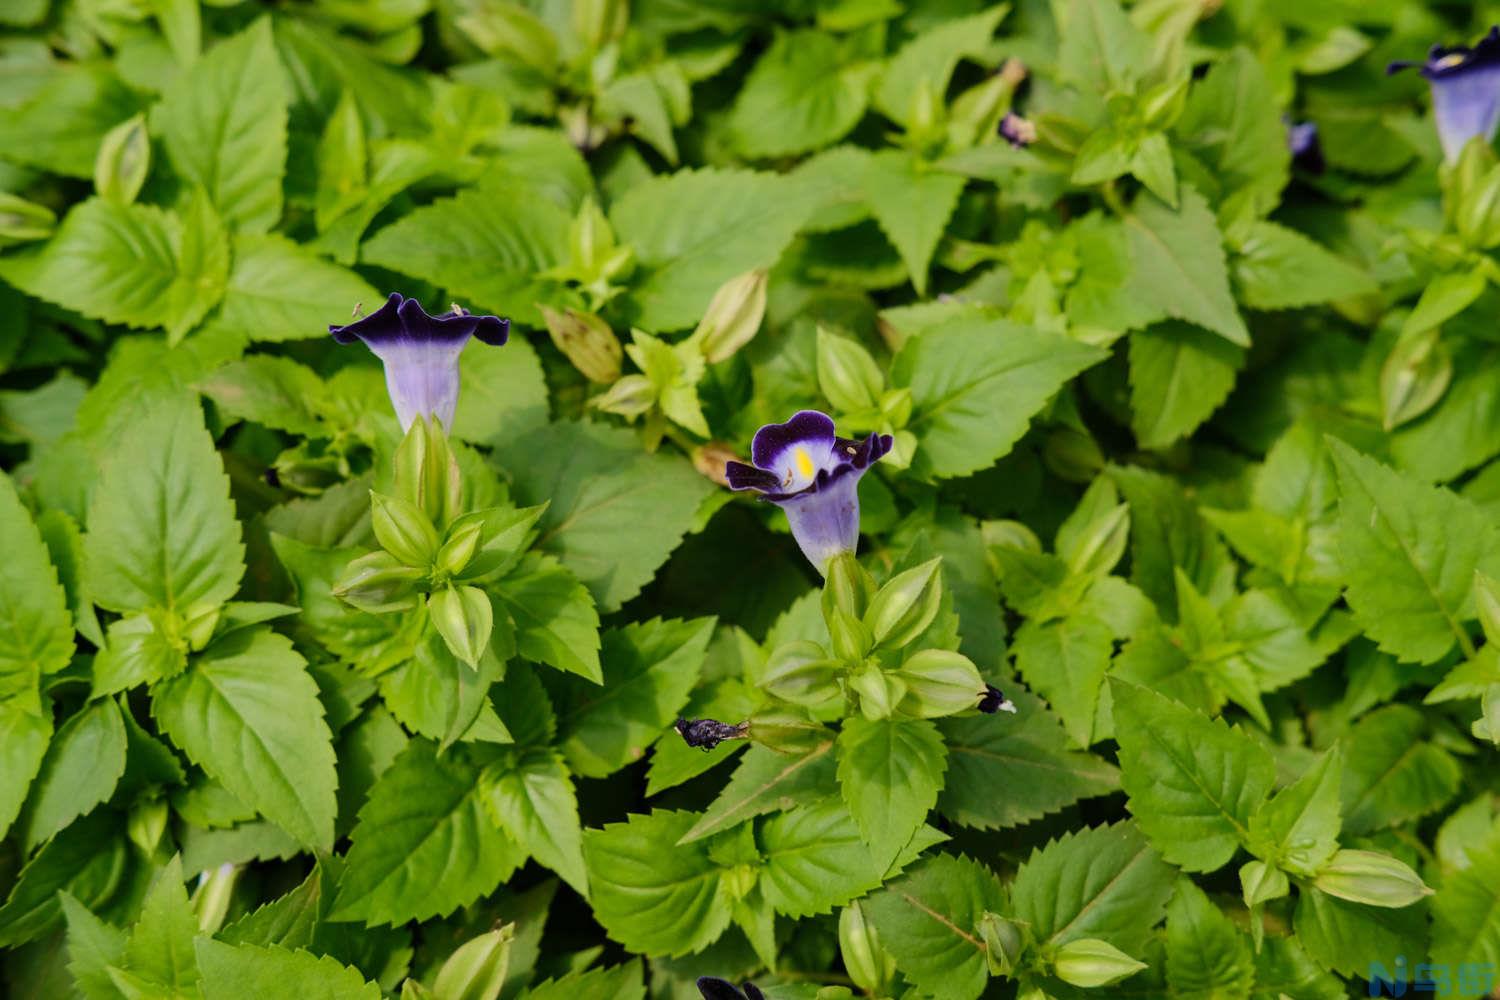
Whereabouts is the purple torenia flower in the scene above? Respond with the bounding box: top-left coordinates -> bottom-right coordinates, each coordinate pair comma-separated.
1286,119 -> 1325,174
999,111 -> 1037,148
725,410 -> 892,573
330,293 -> 509,430
1389,27 -> 1500,163
696,979 -> 764,1000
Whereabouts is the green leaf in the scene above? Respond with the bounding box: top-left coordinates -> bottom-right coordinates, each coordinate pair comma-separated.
332,739 -> 522,926
728,30 -> 875,158
1011,614 -> 1113,748
197,355 -> 329,436
495,420 -> 712,612
362,175 -> 569,328
496,554 -> 602,684
482,748 -> 589,897
152,628 -> 337,852
0,470 -> 72,702
1340,705 -> 1461,836
937,691 -> 1119,830
863,854 -> 1004,1000
61,891 -> 128,1000
549,617 -> 712,778
0,701 -> 51,844
19,698 -> 127,851
153,19 -> 288,231
1231,220 -> 1377,310
1011,821 -> 1175,954
0,197 -> 228,336
1330,439 -> 1499,664
1125,187 -> 1249,347
892,314 -> 1106,479
521,961 -> 644,1000
1111,464 -> 1232,616
836,716 -> 946,871
0,63 -> 139,177
583,809 -> 733,957
0,811 -> 127,947
195,939 -> 380,1000
1057,0 -> 1147,93
1110,680 -> 1275,872
862,151 -> 965,297
872,7 -> 1006,125
123,856 -> 199,998
1247,745 -> 1341,877
1432,826 -> 1500,969
680,739 -> 838,843
198,234 -> 379,343
1172,49 -> 1289,215
1129,321 -> 1245,449
612,167 -> 820,331
86,394 -> 245,615
1165,879 -> 1254,1000
1292,886 -> 1427,978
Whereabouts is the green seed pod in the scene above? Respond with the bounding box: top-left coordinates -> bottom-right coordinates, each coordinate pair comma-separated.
691,269 -> 768,364
95,113 -> 151,204
1050,938 -> 1147,988
979,912 -> 1028,977
428,585 -> 495,668
1313,849 -> 1433,908
864,558 -> 943,651
371,491 -> 441,568
1239,859 -> 1291,907
897,648 -> 985,719
839,902 -> 897,994
332,551 -> 424,613
431,926 -> 513,1000
761,640 -> 843,709
541,305 -> 623,384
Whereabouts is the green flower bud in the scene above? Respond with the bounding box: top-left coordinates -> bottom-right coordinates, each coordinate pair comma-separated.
127,797 -> 169,858
691,269 -> 768,364
333,551 -> 424,613
1313,849 -> 1433,908
1050,938 -> 1147,988
1239,859 -> 1290,907
450,504 -> 549,582
878,386 -> 913,427
761,640 -> 843,709
979,912 -> 1028,977
829,608 -> 875,663
864,558 -> 944,651
822,551 -> 875,622
1380,327 -> 1451,431
372,491 -> 441,567
897,649 -> 985,719
571,0 -> 627,53
592,373 -> 657,419
394,417 -> 462,529
1476,683 -> 1500,745
747,708 -> 829,754
428,585 -> 495,668
540,305 -> 622,384
982,519 -> 1042,554
180,604 -> 221,652
839,902 -> 897,996
0,192 -> 56,246
432,925 -> 513,1000
848,663 -> 905,720
1043,428 -> 1105,483
95,113 -> 151,204
1475,571 -> 1500,647
402,980 -> 437,1000
456,0 -> 557,71
817,326 -> 885,413
192,862 -> 239,934
433,520 -> 485,581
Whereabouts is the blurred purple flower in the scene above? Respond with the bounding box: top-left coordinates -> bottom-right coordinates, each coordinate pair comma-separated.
1286,119 -> 1325,174
1390,27 -> 1500,163
999,111 -> 1037,148
696,978 -> 764,1000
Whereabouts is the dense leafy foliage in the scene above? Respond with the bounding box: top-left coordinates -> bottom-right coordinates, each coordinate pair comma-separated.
3,0 -> 1500,998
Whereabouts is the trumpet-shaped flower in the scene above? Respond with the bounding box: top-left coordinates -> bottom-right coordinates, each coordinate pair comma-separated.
725,410 -> 891,573
1390,27 -> 1500,163
330,293 -> 509,430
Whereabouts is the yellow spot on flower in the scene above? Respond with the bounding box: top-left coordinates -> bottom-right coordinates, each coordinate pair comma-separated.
795,447 -> 815,481
1436,53 -> 1467,70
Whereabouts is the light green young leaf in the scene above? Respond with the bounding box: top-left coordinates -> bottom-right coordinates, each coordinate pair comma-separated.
1330,439 -> 1499,664
0,702 -> 51,844
0,63 -> 139,177
728,30 -> 875,158
1231,220 -> 1377,310
1125,187 -> 1249,347
863,854 -> 1004,1000
873,7 -> 1006,125
1172,49 -> 1289,215
0,811 -> 126,947
1110,680 -> 1275,872
1248,745 -> 1342,877
1011,821 -> 1175,954
154,19 -> 288,231
60,890 -> 128,1000
758,802 -> 936,918
521,960 -> 644,1000
1129,321 -> 1244,449
1011,614 -> 1113,748
86,394 -> 244,615
549,617 -> 712,777
1057,0 -> 1148,93
836,716 -> 946,871
583,810 -> 733,957
195,939 -> 381,1000
496,553 -> 602,683
482,748 -> 589,897
1111,464 -> 1233,616
19,698 -> 127,851
123,855 -> 199,998
152,629 -> 337,852
938,691 -> 1119,830
494,421 -> 712,612
332,739 -> 522,926
892,314 -> 1106,480
197,355 -> 329,437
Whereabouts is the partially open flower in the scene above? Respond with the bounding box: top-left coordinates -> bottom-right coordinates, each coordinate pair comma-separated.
1389,27 -> 1500,163
725,410 -> 892,574
330,293 -> 510,430
999,111 -> 1037,148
